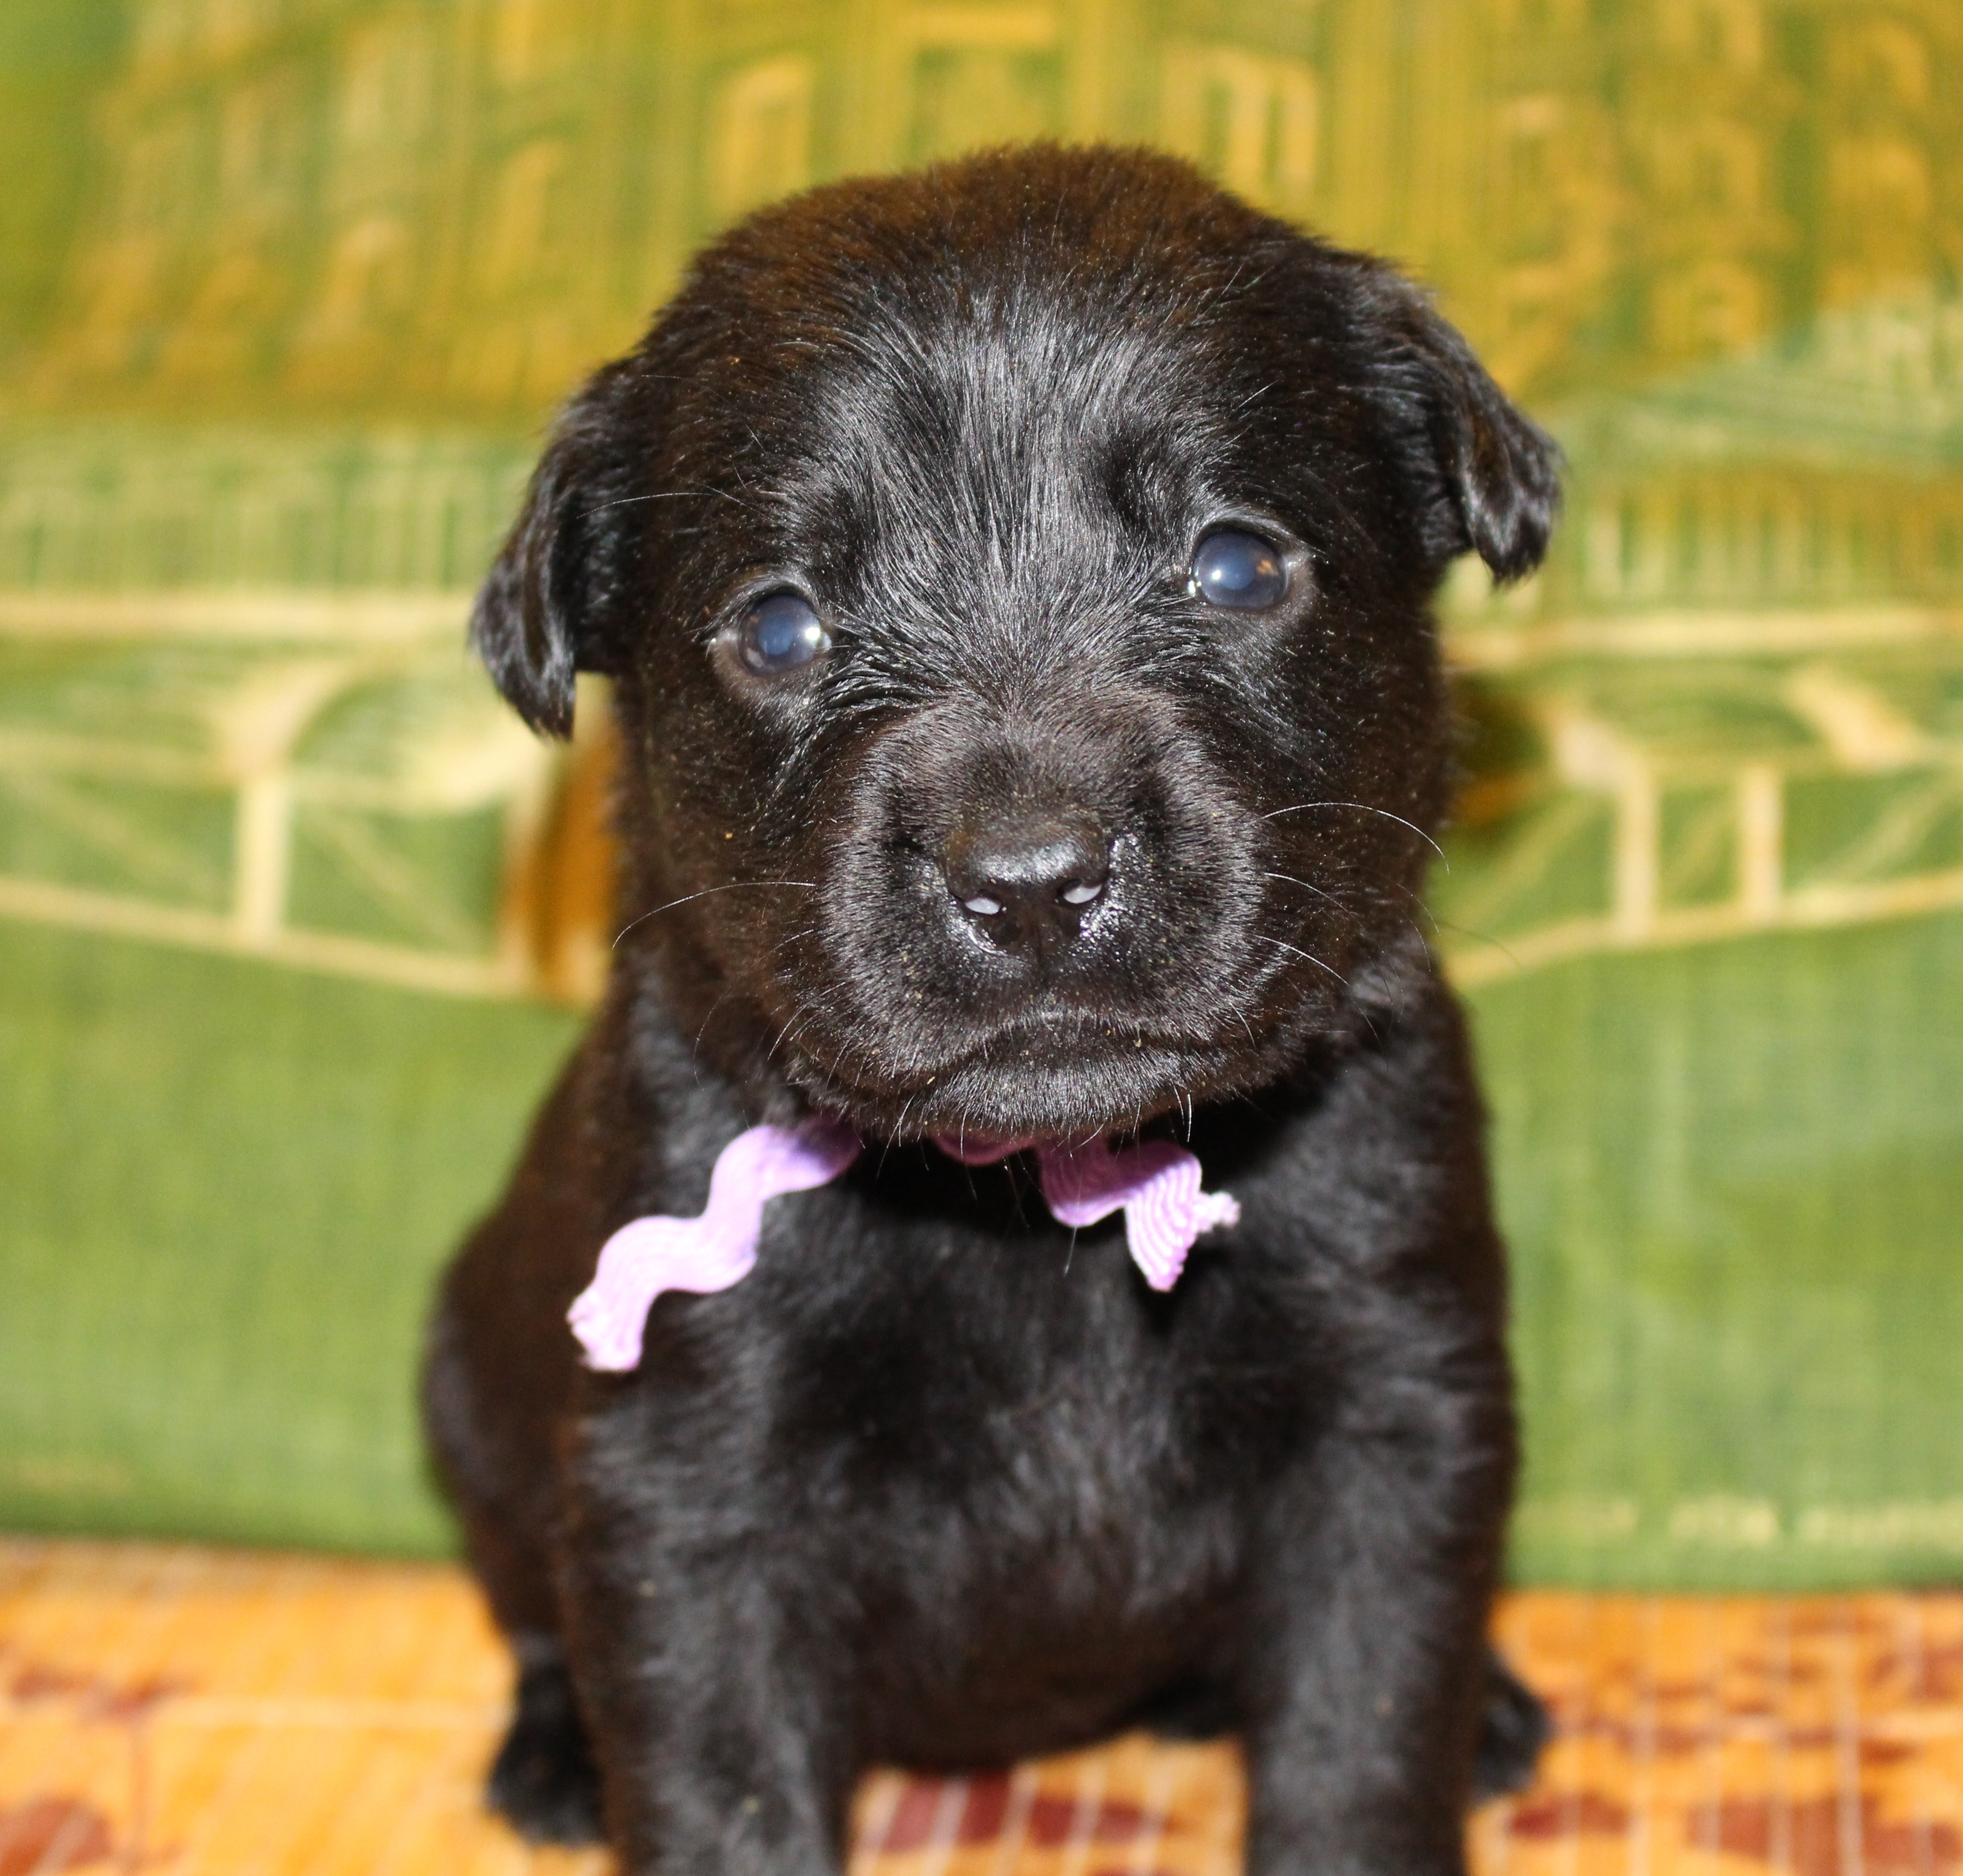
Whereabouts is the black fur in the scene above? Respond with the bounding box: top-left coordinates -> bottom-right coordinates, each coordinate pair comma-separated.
427,145 -> 1559,1874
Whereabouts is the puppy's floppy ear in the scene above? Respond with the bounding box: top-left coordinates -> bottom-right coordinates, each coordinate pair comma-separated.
471,361 -> 643,738
1364,274 -> 1563,585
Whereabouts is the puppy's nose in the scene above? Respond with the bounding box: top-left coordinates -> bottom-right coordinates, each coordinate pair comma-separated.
944,813 -> 1109,954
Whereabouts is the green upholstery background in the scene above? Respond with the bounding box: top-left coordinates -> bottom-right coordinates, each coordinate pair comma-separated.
3,0 -> 1961,1587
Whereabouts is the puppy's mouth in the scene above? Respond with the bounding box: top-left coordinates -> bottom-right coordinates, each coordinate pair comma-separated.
781,1005 -> 1309,1144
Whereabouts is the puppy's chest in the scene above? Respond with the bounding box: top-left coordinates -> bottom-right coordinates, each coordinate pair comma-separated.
765,1226 -> 1299,1608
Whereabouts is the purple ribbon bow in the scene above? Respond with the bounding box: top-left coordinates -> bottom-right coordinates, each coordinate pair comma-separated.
569,1123 -> 1240,1372
934,1134 -> 1241,1292
568,1119 -> 861,1372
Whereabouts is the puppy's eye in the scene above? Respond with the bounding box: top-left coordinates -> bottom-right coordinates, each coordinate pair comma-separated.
739,591 -> 830,675
1189,530 -> 1288,611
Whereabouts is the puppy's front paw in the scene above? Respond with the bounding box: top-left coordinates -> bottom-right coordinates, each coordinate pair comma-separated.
489,1655 -> 605,1845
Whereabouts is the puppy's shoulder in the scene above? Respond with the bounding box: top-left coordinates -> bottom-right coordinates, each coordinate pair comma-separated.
1202,952 -> 1497,1275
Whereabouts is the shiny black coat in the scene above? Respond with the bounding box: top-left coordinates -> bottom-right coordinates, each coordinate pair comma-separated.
424,144 -> 1559,1876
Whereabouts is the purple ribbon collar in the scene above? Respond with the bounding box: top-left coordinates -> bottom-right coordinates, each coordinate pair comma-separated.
568,1121 -> 1241,1372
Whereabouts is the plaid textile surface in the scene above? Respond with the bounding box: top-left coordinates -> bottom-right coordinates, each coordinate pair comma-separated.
1,0 -> 1960,1586
7,1539 -> 1963,1876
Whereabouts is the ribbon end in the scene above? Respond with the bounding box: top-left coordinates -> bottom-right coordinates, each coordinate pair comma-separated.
568,1296 -> 643,1372
577,1344 -> 640,1375
1204,1192 -> 1242,1233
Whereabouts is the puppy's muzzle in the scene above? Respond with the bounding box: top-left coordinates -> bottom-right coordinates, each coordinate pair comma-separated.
810,686 -> 1265,1135
943,808 -> 1110,960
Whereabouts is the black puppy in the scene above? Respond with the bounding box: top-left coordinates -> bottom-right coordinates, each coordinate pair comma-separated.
424,143 -> 1559,1876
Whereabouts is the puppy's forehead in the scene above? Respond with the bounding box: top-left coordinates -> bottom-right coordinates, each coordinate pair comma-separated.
669,212 -> 1306,546
781,271 -> 1234,537
646,161 -> 1397,618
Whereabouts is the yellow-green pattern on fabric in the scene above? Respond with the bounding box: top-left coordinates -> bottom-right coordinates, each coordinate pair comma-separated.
1,0 -> 1960,1583
0,918 -> 579,1553
16,3 -> 1963,421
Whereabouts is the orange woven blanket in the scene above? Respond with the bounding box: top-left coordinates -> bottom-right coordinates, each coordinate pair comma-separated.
2,1540 -> 1959,1876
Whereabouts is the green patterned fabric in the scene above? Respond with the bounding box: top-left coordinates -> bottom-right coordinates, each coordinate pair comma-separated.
2,0 -> 1960,1585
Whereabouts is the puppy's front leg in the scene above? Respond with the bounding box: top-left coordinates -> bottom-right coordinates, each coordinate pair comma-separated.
560,1484 -> 859,1876
1240,1375 -> 1512,1876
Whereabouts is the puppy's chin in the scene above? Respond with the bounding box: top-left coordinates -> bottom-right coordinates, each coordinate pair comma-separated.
755,949 -> 1381,1143
781,1027 -> 1311,1146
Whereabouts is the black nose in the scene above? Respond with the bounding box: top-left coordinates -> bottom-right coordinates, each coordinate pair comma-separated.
943,812 -> 1110,956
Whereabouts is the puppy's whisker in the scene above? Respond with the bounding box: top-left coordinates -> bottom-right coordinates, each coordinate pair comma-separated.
766,1005 -> 821,1067
1259,800 -> 1448,866
884,1095 -> 918,1164
1259,870 -> 1361,917
1425,913 -> 1522,963
1254,934 -> 1352,991
765,925 -> 820,961
1304,862 -> 1443,935
1224,998 -> 1260,1050
613,880 -> 816,948
577,487 -> 744,518
690,989 -> 736,1071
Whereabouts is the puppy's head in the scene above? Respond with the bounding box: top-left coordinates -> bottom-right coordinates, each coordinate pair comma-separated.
474,146 -> 1558,1142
